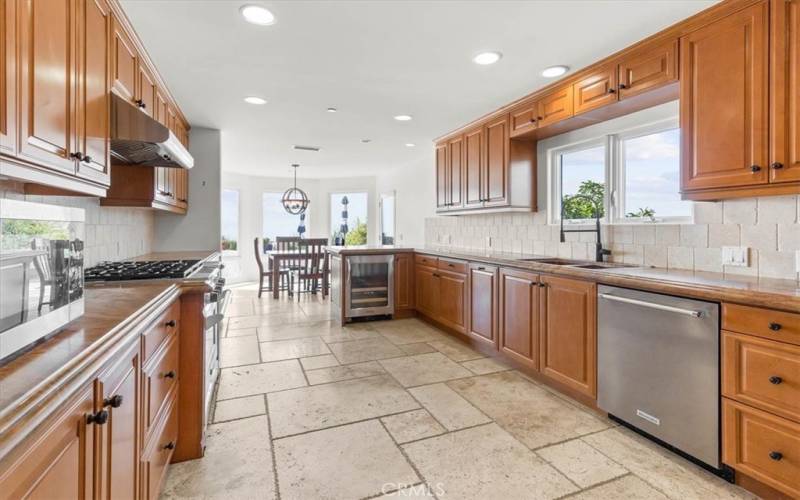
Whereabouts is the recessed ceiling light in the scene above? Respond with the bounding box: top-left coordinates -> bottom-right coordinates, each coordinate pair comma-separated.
405,143 -> 416,148
473,51 -> 502,65
326,107 -> 338,113
393,115 -> 412,121
244,96 -> 267,105
361,139 -> 372,143
240,5 -> 275,26
541,65 -> 569,78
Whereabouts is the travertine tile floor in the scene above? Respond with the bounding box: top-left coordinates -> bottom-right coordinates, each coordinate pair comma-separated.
162,284 -> 755,500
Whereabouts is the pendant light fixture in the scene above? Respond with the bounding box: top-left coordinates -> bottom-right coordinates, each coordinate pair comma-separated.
281,164 -> 310,215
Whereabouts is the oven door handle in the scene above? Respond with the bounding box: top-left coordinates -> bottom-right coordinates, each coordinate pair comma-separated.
218,289 -> 232,316
205,313 -> 224,331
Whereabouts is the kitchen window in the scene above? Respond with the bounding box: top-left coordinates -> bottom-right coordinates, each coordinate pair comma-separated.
262,192 -> 308,250
221,189 -> 239,254
549,116 -> 691,224
330,192 -> 368,245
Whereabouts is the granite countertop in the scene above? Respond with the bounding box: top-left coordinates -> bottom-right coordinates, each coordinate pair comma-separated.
414,247 -> 800,312
326,245 -> 415,255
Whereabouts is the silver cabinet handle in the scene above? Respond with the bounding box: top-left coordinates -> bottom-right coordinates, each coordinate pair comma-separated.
598,293 -> 703,318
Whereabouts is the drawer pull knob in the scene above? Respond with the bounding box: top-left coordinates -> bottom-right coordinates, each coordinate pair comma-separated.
769,376 -> 783,385
750,165 -> 762,173
166,319 -> 177,328
769,322 -> 782,331
769,451 -> 783,461
164,441 -> 175,450
87,410 -> 109,425
103,394 -> 124,408
163,370 -> 176,379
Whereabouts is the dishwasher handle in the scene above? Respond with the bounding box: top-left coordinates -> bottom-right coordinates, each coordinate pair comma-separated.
598,293 -> 703,318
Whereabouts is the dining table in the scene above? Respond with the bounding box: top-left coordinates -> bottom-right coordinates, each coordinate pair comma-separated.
264,250 -> 329,299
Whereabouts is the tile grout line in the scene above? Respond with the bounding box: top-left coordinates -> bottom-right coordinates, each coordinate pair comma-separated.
269,407 -> 423,442
263,394 -> 282,500
374,417 -> 441,500
556,472 -> 635,499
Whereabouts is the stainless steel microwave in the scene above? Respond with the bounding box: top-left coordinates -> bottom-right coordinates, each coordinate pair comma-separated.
0,199 -> 85,362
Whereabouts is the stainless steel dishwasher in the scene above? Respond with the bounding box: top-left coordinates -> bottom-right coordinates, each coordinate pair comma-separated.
597,285 -> 720,469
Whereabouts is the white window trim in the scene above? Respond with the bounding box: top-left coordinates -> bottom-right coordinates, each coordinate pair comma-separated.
221,189 -> 240,256
548,116 -> 690,226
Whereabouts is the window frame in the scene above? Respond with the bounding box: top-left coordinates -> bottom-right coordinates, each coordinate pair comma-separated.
547,136 -> 612,226
221,188 -> 240,256
262,191 -> 309,244
329,191 -> 369,244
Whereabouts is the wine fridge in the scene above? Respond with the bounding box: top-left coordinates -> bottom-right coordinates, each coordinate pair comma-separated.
345,255 -> 394,318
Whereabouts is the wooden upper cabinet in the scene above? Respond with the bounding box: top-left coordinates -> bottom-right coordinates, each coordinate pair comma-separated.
540,276 -> 596,398
509,98 -> 538,137
111,16 -> 137,103
154,90 -> 169,126
573,64 -> 618,115
680,1 -> 770,192
499,268 -> 540,371
75,0 -> 111,186
484,115 -> 509,206
0,0 -> 15,156
435,143 -> 448,209
16,0 -> 77,174
137,64 -> 157,117
468,264 -> 498,348
175,168 -> 188,206
618,38 -> 678,100
447,136 -> 463,208
537,86 -> 573,127
771,0 -> 800,183
463,126 -> 484,208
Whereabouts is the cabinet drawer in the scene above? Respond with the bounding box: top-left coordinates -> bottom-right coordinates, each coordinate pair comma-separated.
141,393 -> 178,500
143,300 -> 180,363
414,254 -> 438,268
143,333 -> 179,435
437,258 -> 467,274
723,304 -> 800,346
723,331 -> 800,422
723,399 -> 800,498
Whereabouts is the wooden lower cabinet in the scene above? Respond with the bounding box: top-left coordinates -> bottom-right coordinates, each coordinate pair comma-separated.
467,264 -> 497,348
140,393 -> 178,500
498,268 -> 540,370
539,275 -> 597,398
414,264 -> 438,317
394,253 -> 415,313
414,259 -> 467,335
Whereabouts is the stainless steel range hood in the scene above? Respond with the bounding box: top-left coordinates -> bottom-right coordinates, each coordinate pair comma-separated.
110,93 -> 194,169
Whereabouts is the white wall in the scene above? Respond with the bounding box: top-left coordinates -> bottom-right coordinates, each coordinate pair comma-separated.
153,127 -> 222,252
375,153 -> 436,247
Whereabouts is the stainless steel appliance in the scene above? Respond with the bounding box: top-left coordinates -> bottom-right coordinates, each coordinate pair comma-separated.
345,255 -> 394,318
0,199 -> 85,362
598,285 -> 720,468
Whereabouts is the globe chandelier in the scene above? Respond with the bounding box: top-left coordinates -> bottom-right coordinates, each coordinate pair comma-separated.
281,164 -> 310,215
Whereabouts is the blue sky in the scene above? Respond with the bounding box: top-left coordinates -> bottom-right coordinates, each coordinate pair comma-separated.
263,192 -> 306,241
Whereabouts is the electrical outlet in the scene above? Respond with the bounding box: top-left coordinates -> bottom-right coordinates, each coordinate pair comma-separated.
722,246 -> 749,267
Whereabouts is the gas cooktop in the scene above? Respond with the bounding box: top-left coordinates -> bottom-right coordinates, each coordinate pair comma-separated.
84,259 -> 202,282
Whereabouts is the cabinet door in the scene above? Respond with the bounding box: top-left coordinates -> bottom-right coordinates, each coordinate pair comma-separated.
111,17 -> 136,103
154,90 -> 169,126
137,64 -> 157,117
680,2 -> 770,191
414,265 -> 438,317
435,143 -> 448,209
16,0 -> 78,174
618,39 -> 678,100
573,65 -> 618,115
540,276 -> 596,398
447,136 -> 463,208
0,0 -> 15,156
468,264 -> 497,348
438,269 -> 466,334
463,126 -> 483,208
0,387 -> 94,499
509,99 -> 537,137
536,86 -> 573,127
499,268 -> 539,370
75,0 -> 111,185
484,115 -> 509,206
771,0 -> 800,183
176,168 -> 188,206
394,253 -> 414,310
97,342 -> 140,500
154,167 -> 171,204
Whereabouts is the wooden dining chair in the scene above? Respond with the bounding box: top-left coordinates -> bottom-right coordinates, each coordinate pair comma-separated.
254,237 -> 292,298
293,238 -> 327,300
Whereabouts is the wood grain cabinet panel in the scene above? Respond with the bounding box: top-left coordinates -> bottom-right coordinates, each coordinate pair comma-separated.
75,0 -> 111,186
16,0 -> 78,174
414,264 -> 438,318
447,136 -> 463,208
0,387 -> 94,500
498,268 -> 540,370
509,98 -> 538,138
484,115 -> 509,206
435,143 -> 448,209
771,0 -> 800,183
137,63 -> 157,117
536,86 -> 573,127
468,264 -> 498,348
0,0 -> 15,156
573,65 -> 618,115
111,16 -> 137,103
723,399 -> 800,498
394,253 -> 414,311
722,303 -> 800,347
463,126 -> 484,208
438,269 -> 467,334
723,331 -> 800,422
618,39 -> 678,100
680,1 -> 770,192
140,393 -> 178,500
540,276 -> 596,398
143,334 -> 179,436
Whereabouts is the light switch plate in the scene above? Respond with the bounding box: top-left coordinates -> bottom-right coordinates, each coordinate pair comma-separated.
722,246 -> 749,267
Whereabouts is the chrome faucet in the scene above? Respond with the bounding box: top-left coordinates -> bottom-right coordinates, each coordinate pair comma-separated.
559,194 -> 612,262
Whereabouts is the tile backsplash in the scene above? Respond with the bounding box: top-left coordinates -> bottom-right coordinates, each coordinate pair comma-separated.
1,183 -> 154,267
425,195 -> 800,281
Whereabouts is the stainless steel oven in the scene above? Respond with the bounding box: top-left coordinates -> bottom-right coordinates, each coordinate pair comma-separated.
0,199 -> 85,362
345,255 -> 394,318
201,260 -> 228,423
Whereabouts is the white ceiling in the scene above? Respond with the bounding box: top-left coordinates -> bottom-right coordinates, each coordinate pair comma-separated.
122,0 -> 717,179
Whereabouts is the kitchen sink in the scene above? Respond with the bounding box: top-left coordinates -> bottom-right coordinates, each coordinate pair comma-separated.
516,258 -> 578,265
517,258 -> 630,270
